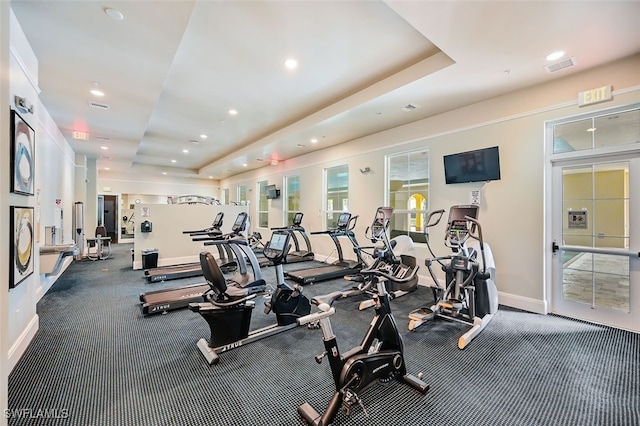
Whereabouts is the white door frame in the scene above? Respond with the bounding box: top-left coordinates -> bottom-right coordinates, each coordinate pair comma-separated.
544,103 -> 640,332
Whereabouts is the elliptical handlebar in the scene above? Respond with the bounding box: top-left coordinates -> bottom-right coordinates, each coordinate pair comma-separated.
423,209 -> 446,231
464,215 -> 487,276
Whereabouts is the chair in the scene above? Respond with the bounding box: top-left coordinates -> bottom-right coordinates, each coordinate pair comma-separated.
87,226 -> 112,260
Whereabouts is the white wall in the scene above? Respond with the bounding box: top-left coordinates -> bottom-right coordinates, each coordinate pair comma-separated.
0,2 -> 10,422
221,54 -> 640,314
131,204 -> 247,269
6,10 -> 79,373
98,170 -> 219,199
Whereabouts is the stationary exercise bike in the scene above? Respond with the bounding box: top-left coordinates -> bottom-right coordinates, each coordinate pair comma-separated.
297,207 -> 429,426
408,205 -> 498,349
189,229 -> 311,365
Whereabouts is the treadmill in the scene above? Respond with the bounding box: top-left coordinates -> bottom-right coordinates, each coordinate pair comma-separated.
259,212 -> 315,267
143,212 -> 235,283
140,212 -> 263,315
285,212 -> 363,285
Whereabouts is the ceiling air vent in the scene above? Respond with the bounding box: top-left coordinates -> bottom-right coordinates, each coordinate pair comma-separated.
401,103 -> 421,112
88,100 -> 110,110
545,57 -> 576,73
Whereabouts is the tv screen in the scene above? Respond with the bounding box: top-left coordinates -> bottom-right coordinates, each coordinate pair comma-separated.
266,184 -> 280,199
443,146 -> 501,184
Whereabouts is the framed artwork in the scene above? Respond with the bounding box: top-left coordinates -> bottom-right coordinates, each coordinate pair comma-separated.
10,206 -> 35,289
10,109 -> 35,196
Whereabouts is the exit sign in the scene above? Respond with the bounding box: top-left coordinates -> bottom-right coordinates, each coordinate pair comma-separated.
578,85 -> 612,107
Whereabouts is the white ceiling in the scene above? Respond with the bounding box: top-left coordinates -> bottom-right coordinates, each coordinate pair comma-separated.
11,0 -> 640,181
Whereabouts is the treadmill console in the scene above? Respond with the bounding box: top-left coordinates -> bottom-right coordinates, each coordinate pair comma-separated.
231,212 -> 248,233
336,212 -> 352,230
293,212 -> 304,226
263,230 -> 291,263
212,212 -> 224,228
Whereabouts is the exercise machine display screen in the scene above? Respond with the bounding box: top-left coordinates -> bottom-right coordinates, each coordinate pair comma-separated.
293,212 -> 303,226
269,232 -> 288,252
371,207 -> 393,238
232,213 -> 247,232
447,205 -> 478,237
337,213 -> 351,229
212,212 -> 223,227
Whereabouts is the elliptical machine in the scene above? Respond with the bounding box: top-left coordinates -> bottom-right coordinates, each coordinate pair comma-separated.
189,229 -> 311,365
408,205 -> 498,349
297,207 -> 429,426
317,207 -> 419,310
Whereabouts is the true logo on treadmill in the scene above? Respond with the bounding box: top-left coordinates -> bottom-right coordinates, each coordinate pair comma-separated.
221,340 -> 243,351
152,304 -> 170,312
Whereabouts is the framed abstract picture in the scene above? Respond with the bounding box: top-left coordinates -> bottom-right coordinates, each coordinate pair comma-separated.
10,109 -> 35,196
10,206 -> 35,288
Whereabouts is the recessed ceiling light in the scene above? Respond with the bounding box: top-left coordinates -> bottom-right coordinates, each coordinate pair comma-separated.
100,146 -> 108,150
90,82 -> 105,97
242,163 -> 248,167
182,149 -> 189,153
200,134 -> 207,139
310,138 -> 318,144
229,109 -> 238,116
546,51 -> 565,61
208,176 -> 213,179
104,167 -> 110,170
104,7 -> 124,21
171,159 -> 177,163
587,127 -> 597,132
284,58 -> 298,70
162,172 -> 167,175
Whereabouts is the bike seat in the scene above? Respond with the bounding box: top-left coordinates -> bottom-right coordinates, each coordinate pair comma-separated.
311,291 -> 344,307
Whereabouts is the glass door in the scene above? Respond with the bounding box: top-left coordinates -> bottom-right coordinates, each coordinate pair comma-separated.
548,104 -> 640,331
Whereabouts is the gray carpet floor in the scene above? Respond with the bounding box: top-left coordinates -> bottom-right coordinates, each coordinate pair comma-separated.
8,243 -> 640,425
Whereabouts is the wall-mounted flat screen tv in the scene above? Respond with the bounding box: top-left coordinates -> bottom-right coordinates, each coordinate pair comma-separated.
443,146 -> 501,184
266,184 -> 280,199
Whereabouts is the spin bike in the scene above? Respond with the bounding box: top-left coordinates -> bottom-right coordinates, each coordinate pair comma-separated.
189,229 -> 311,365
408,205 -> 498,349
297,207 -> 429,426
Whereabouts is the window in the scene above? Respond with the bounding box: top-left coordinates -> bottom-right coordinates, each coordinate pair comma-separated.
221,188 -> 229,205
257,180 -> 268,228
237,185 -> 247,205
285,175 -> 300,225
386,150 -> 429,242
553,107 -> 640,154
325,165 -> 348,228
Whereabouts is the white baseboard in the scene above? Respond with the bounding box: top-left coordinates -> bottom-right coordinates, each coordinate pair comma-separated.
417,277 -> 547,315
498,291 -> 548,314
8,314 -> 39,373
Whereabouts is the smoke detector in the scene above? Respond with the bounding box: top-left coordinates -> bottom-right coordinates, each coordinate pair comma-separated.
401,103 -> 421,112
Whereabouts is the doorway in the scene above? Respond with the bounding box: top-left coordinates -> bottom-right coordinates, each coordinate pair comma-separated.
102,195 -> 118,243
547,104 -> 640,332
